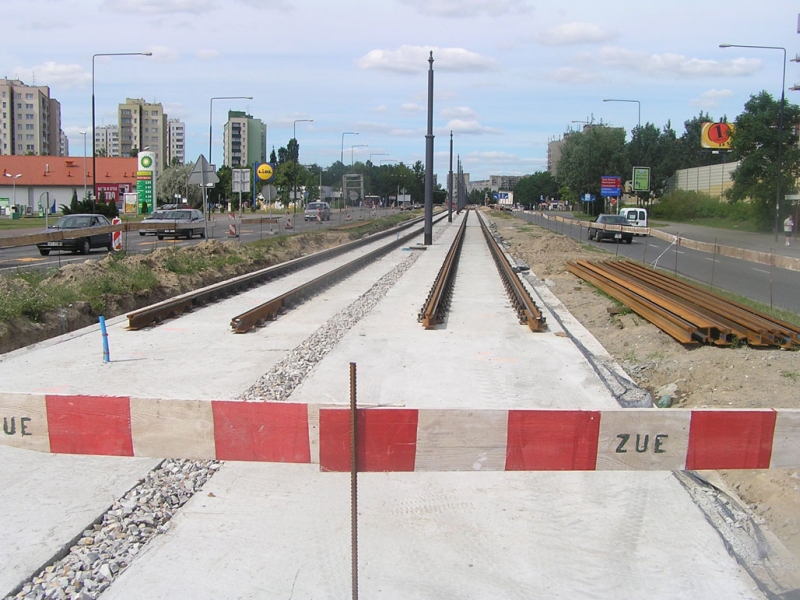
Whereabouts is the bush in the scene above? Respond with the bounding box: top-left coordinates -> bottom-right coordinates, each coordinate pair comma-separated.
651,190 -> 761,227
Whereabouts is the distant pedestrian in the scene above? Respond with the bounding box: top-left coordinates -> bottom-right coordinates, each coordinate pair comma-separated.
784,215 -> 794,246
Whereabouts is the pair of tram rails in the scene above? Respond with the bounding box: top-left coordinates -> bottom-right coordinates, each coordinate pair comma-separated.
126,210 -> 547,335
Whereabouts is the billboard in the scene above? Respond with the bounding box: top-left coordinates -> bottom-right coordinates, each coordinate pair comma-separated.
632,167 -> 650,193
700,122 -> 734,149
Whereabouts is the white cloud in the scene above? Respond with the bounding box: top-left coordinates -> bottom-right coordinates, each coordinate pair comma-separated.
356,45 -> 500,74
536,22 -> 614,46
400,103 -> 425,113
690,89 -> 734,108
442,119 -> 499,135
196,49 -> 220,60
441,106 -> 477,120
584,47 -> 762,78
102,0 -> 216,13
372,105 -> 388,113
19,62 -> 91,89
147,46 -> 180,62
398,0 -> 532,18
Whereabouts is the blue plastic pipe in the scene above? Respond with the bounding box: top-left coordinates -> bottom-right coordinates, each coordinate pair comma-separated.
99,316 -> 110,363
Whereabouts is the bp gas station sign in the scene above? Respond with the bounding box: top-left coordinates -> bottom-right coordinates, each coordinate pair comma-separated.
136,151 -> 156,213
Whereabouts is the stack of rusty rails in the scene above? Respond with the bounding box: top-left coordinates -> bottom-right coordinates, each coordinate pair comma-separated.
478,213 -> 546,332
230,215 -> 448,333
127,214 -> 436,330
418,210 -> 470,329
608,260 -> 800,348
567,259 -> 800,348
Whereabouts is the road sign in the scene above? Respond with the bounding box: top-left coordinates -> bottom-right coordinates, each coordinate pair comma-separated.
188,155 -> 219,186
601,175 -> 621,197
232,169 -> 251,193
261,185 -> 277,202
583,193 -> 596,202
632,167 -> 650,193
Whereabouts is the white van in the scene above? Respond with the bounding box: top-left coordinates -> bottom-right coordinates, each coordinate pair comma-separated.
619,207 -> 648,234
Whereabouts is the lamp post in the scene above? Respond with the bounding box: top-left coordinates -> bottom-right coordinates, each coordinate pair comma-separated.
291,119 -> 313,212
350,144 -> 368,166
4,173 -> 21,212
92,51 -> 152,205
341,132 -> 358,164
209,95 -> 253,167
369,153 -> 388,164
79,131 -> 87,201
720,44 -> 786,241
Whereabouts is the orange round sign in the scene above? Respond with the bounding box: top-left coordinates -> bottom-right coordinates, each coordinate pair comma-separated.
701,122 -> 733,149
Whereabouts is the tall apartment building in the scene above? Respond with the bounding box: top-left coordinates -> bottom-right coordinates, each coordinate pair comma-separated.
167,118 -> 185,165
223,110 -> 266,168
0,78 -> 62,156
118,98 -> 167,171
95,124 -> 120,157
60,131 -> 69,157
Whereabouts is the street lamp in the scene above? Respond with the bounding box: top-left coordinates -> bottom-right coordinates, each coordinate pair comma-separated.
209,96 -> 253,166
79,131 -> 87,201
4,173 -> 21,213
720,43 -> 786,241
341,132 -> 358,164
291,119 -> 313,212
369,153 -> 388,164
350,144 -> 368,166
92,51 -> 152,204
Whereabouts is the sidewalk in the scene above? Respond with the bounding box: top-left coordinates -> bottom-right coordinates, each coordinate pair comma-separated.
654,221 -> 800,257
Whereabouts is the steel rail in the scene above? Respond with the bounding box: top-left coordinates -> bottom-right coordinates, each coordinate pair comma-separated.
418,210 -> 469,328
575,260 -> 734,345
610,261 -> 800,347
127,215 -> 429,330
230,213 -> 449,333
477,212 -> 546,332
568,260 -> 701,344
568,259 -> 799,348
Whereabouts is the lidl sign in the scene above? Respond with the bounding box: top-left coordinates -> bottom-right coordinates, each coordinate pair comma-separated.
256,163 -> 275,182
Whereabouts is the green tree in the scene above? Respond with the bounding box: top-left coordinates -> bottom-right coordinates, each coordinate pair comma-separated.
558,125 -> 628,215
157,163 -> 203,208
514,171 -> 559,208
727,91 -> 800,229
627,122 -> 682,202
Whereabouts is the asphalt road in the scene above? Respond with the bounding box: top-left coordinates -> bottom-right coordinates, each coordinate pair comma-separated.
518,210 -> 800,315
0,207 -> 382,273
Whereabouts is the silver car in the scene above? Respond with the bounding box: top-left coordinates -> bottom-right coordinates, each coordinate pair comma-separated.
156,209 -> 206,240
304,202 -> 331,221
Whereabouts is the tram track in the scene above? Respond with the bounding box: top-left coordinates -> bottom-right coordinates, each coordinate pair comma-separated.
126,213 -> 445,331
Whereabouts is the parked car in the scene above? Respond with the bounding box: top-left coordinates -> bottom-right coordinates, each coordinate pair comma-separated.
37,214 -> 113,256
304,202 -> 331,221
618,207 -> 649,235
139,210 -> 167,236
588,214 -> 633,244
155,209 -> 206,240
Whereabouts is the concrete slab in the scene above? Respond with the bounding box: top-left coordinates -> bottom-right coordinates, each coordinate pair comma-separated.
0,446 -> 157,597
103,463 -> 764,599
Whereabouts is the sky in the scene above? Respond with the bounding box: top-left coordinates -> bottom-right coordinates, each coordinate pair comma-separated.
3,0 -> 799,183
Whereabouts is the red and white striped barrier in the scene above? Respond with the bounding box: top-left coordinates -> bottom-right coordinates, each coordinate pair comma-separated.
111,217 -> 122,251
2,393 -> 798,471
228,212 -> 237,237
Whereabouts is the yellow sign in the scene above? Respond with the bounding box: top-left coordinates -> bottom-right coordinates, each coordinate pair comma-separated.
701,122 -> 734,149
256,163 -> 275,181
